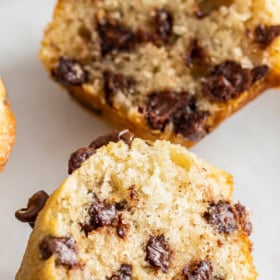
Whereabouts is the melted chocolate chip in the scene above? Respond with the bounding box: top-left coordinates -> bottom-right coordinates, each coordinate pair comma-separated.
109,264 -> 132,280
251,65 -> 269,83
39,236 -> 78,268
103,71 -> 135,107
255,24 -> 280,48
145,91 -> 189,131
153,9 -> 173,41
202,60 -> 252,102
145,235 -> 170,273
186,39 -> 207,67
173,110 -> 210,142
183,260 -> 213,280
15,191 -> 49,228
204,201 -> 237,234
89,130 -> 135,149
81,196 -> 117,236
145,91 -> 209,140
68,147 -> 95,174
97,21 -> 135,56
234,203 -> 253,236
55,57 -> 88,86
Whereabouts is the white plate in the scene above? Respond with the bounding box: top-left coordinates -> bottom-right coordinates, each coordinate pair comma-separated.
0,1 -> 279,279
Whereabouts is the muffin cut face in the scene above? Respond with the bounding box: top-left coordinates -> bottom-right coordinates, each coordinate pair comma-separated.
0,79 -> 16,171
16,131 -> 256,279
41,0 -> 280,146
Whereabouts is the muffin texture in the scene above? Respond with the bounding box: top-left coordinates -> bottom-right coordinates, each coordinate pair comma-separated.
0,79 -> 16,171
16,131 -> 256,279
41,0 -> 280,146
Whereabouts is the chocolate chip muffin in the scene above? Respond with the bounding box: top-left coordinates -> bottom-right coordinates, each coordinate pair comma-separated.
16,130 -> 256,279
40,0 -> 280,146
0,79 -> 16,171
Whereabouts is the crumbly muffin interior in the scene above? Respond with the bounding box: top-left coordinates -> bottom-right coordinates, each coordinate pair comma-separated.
16,138 -> 256,279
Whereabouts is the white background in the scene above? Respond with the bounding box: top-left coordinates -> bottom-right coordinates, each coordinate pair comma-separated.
0,1 -> 279,279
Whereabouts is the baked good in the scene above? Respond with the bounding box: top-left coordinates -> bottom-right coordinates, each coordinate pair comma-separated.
0,79 -> 16,171
40,0 -> 280,146
16,130 -> 256,279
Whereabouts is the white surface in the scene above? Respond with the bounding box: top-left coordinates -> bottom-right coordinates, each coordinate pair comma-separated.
0,1 -> 279,279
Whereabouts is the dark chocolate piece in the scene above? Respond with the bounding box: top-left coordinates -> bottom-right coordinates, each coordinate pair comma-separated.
202,60 -> 252,102
15,191 -> 49,228
68,147 -> 95,174
153,9 -> 173,41
145,91 -> 189,131
109,264 -> 132,280
55,57 -> 88,86
255,24 -> 280,48
204,201 -> 237,234
173,109 -> 210,142
183,260 -> 213,280
89,130 -> 135,149
186,39 -> 207,67
81,195 -> 117,236
97,21 -> 135,56
234,202 -> 253,236
145,234 -> 170,273
39,236 -> 78,268
251,65 -> 269,83
145,91 -> 209,141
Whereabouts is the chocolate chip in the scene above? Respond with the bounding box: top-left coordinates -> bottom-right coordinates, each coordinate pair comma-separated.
204,201 -> 237,234
145,91 -> 189,131
89,130 -> 135,149
15,191 -> 49,228
68,147 -> 95,174
202,60 -> 252,102
54,57 -> 88,86
251,65 -> 269,83
186,39 -> 207,68
81,196 -> 117,236
255,24 -> 280,48
183,260 -> 213,280
116,215 -> 128,239
115,199 -> 130,211
234,202 -> 253,236
103,71 -> 135,107
153,9 -> 173,41
97,21 -> 135,56
145,91 -> 209,140
109,264 -> 132,280
39,236 -> 78,268
173,109 -> 210,142
145,234 -> 170,273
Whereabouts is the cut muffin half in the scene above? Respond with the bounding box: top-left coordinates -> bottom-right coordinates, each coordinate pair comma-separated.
40,0 -> 280,146
16,131 -> 256,279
